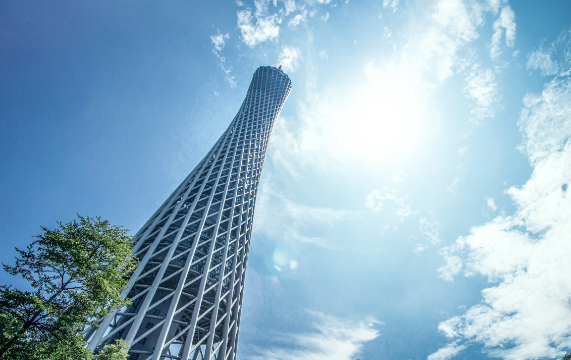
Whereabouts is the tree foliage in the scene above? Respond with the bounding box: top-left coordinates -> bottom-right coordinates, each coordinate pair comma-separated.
0,215 -> 136,359
92,339 -> 129,360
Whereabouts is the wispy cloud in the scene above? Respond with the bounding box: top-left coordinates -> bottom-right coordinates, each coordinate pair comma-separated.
382,0 -> 399,13
447,177 -> 460,194
382,27 -> 391,39
527,29 -> 571,77
235,0 -> 335,47
288,9 -> 307,27
419,215 -> 440,245
433,70 -> 571,358
428,341 -> 467,360
404,0 -> 491,84
210,30 -> 235,88
277,46 -> 301,73
463,64 -> 501,124
365,189 -> 384,212
281,0 -> 297,16
489,5 -> 516,59
518,77 -> 571,165
437,241 -> 463,282
486,197 -> 497,211
211,32 -> 228,52
237,0 -> 281,47
248,312 -> 379,360
365,188 -> 415,220
254,180 -> 355,248
413,243 -> 429,254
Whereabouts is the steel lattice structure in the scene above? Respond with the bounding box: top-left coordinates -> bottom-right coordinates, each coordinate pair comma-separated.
85,66 -> 292,360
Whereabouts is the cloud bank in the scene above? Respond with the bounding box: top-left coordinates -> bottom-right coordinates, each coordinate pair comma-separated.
433,72 -> 571,359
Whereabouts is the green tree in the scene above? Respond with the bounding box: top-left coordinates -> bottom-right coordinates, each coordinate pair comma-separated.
93,339 -> 129,360
0,215 -> 136,360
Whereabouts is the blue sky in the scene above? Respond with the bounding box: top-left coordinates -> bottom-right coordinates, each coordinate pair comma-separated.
2,1 -> 571,359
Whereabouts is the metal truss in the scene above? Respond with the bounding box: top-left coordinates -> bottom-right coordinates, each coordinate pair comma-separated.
85,66 -> 292,360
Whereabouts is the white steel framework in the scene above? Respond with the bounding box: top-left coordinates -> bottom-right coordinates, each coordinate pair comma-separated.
85,66 -> 292,360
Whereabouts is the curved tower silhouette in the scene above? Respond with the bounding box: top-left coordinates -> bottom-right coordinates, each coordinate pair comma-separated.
86,66 -> 292,360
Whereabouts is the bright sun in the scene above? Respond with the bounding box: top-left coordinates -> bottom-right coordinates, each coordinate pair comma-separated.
323,63 -> 427,166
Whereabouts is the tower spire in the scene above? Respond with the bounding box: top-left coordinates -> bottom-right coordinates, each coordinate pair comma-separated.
86,66 -> 292,360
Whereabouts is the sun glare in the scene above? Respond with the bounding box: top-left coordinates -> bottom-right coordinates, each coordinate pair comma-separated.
323,63 -> 427,166
354,66 -> 424,155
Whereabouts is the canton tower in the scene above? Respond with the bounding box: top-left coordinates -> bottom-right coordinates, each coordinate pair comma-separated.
86,66 -> 292,360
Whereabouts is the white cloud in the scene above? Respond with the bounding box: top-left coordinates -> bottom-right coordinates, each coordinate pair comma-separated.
396,203 -> 414,218
365,189 -> 383,212
237,1 -> 281,47
236,0 -> 245,6
210,30 -> 235,88
382,27 -> 391,39
433,75 -> 571,359
413,243 -> 429,254
319,50 -> 328,60
383,0 -> 399,13
527,29 -> 571,77
437,239 -> 464,281
457,147 -> 467,155
365,188 -> 415,220
463,64 -> 500,124
419,216 -> 440,245
288,9 -> 307,27
248,312 -> 379,360
322,12 -> 329,22
489,5 -> 516,59
427,341 -> 467,360
447,177 -> 460,193
518,77 -> 571,165
277,46 -> 301,73
392,173 -> 404,182
502,6 -> 516,47
267,109 -> 333,178
210,32 -> 229,52
527,49 -> 559,76
437,254 -> 462,282
404,0 -> 491,84
281,0 -> 296,15
486,197 -> 497,211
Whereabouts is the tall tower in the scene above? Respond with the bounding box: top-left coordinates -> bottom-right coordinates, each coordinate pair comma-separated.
86,66 -> 292,360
